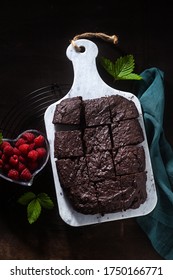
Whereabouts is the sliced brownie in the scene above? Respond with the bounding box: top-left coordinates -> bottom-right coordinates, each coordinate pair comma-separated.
86,150 -> 115,182
54,130 -> 83,158
68,182 -> 99,214
52,96 -> 82,125
111,119 -> 144,149
83,125 -> 112,153
121,172 -> 147,210
56,157 -> 89,190
113,146 -> 146,175
96,178 -> 123,214
83,97 -> 111,126
108,95 -> 139,122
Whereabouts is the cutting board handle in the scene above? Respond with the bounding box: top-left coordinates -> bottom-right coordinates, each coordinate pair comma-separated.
66,39 -> 120,98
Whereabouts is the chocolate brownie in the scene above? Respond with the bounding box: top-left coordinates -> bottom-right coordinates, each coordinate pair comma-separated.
52,96 -> 82,125
83,97 -> 111,126
111,119 -> 144,149
96,178 -> 123,214
113,146 -> 146,175
83,125 -> 112,153
121,172 -> 147,210
86,150 -> 115,182
68,182 -> 99,214
56,157 -> 89,190
108,95 -> 139,122
54,130 -> 84,158
53,94 -> 147,215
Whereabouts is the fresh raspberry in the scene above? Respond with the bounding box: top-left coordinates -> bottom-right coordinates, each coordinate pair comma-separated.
19,155 -> 26,163
28,143 -> 35,151
0,150 -> 2,157
9,155 -> 19,167
0,159 -> 3,168
18,162 -> 26,172
1,154 -> 8,163
27,161 -> 38,171
0,141 -> 11,150
15,138 -> 26,147
3,163 -> 10,172
36,147 -> 47,159
3,145 -> 14,156
20,168 -> 32,181
28,150 -> 38,161
13,147 -> 21,156
22,132 -> 35,143
8,169 -> 19,180
18,144 -> 29,155
34,135 -> 45,147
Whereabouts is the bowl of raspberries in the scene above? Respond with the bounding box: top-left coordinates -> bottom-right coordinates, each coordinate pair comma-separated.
0,129 -> 50,186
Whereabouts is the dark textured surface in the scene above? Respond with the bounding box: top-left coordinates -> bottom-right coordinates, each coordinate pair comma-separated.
0,0 -> 171,259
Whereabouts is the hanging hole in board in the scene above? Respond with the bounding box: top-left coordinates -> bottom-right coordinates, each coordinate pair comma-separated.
79,46 -> 85,53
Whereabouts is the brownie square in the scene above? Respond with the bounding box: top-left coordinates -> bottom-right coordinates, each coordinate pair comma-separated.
113,146 -> 146,175
121,172 -> 147,210
52,96 -> 82,125
83,125 -> 112,153
96,178 -> 123,214
54,130 -> 83,158
83,97 -> 111,126
56,157 -> 89,190
86,150 -> 115,182
68,182 -> 99,214
111,119 -> 144,149
108,95 -> 139,122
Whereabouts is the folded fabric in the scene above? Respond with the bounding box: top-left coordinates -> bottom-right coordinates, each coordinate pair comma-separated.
136,67 -> 173,260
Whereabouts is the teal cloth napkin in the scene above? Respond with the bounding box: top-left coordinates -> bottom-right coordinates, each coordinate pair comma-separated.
136,67 -> 173,260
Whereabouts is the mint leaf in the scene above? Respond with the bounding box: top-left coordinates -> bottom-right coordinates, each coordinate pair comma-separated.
17,191 -> 54,224
27,198 -> 41,224
101,54 -> 142,80
37,193 -> 54,210
18,192 -> 36,205
101,57 -> 117,78
115,55 -> 135,78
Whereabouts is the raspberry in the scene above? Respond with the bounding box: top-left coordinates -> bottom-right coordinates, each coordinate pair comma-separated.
19,155 -> 26,163
0,159 -> 3,168
1,154 -> 8,163
20,168 -> 32,181
28,143 -> 35,151
3,145 -> 13,156
13,147 -> 21,156
18,144 -> 29,155
9,155 -> 19,167
8,169 -> 19,180
28,150 -> 38,161
0,141 -> 11,150
22,132 -> 35,143
18,162 -> 26,172
36,147 -> 47,159
15,138 -> 26,147
27,161 -> 38,171
3,163 -> 10,172
34,135 -> 45,147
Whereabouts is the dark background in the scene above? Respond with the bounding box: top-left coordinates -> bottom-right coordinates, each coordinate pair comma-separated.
0,0 -> 172,259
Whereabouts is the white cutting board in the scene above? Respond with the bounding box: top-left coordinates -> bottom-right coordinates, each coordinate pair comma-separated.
44,39 -> 157,226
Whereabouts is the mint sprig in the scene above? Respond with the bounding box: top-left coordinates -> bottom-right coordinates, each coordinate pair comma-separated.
18,192 -> 54,224
101,54 -> 142,81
